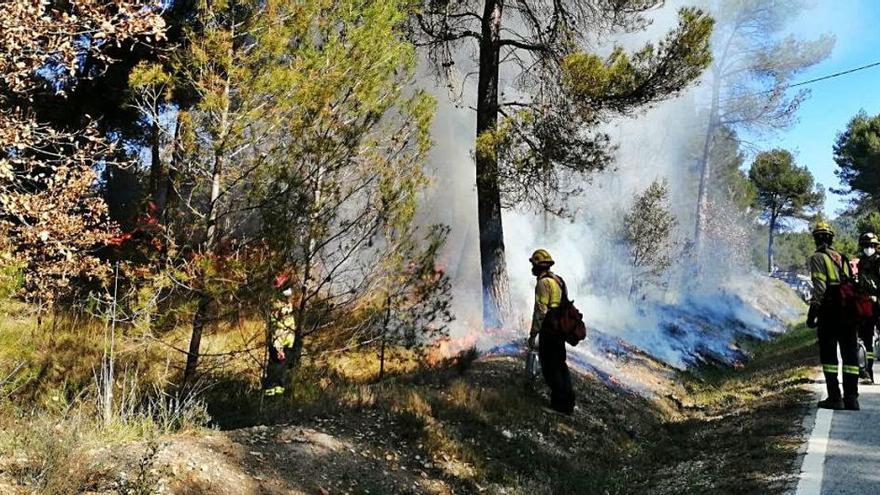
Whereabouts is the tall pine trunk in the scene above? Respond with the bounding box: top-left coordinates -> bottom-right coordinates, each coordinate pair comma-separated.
287,164 -> 326,375
767,213 -> 777,273
694,28 -> 738,251
185,296 -> 210,383
184,149 -> 224,383
152,113 -> 182,220
147,101 -> 168,215
183,55 -> 232,384
475,0 -> 511,329
693,75 -> 721,250
161,114 -> 183,221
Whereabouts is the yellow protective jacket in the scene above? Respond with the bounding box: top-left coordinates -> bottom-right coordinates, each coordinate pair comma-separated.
809,246 -> 852,307
270,299 -> 296,349
531,271 -> 563,336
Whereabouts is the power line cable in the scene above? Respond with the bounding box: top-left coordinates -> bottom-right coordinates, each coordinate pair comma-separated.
785,60 -> 880,90
721,59 -> 880,101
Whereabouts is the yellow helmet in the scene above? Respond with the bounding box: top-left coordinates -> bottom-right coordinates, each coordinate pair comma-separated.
529,249 -> 554,266
812,221 -> 834,237
860,232 -> 880,246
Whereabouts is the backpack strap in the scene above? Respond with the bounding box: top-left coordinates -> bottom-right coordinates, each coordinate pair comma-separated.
540,272 -> 569,306
842,253 -> 854,280
822,250 -> 852,283
556,275 -> 569,304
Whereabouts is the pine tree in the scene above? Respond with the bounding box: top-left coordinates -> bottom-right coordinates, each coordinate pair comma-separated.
749,149 -> 824,273
833,111 -> 880,211
622,180 -> 678,298
153,0 -> 450,382
692,0 -> 833,249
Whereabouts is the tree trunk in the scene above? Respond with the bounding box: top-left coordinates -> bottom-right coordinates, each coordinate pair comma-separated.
205,152 -> 223,252
183,152 -> 223,383
147,101 -> 168,215
693,76 -> 721,250
288,164 -> 325,376
153,112 -> 183,220
629,266 -> 638,300
288,331 -> 304,372
183,147 -> 224,383
164,112 -> 188,221
475,0 -> 510,329
694,25 -> 740,251
184,294 -> 209,382
378,296 -> 391,380
378,332 -> 387,380
767,213 -> 777,274
183,59 -> 231,384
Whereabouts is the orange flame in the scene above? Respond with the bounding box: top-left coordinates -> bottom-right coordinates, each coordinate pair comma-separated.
426,333 -> 479,367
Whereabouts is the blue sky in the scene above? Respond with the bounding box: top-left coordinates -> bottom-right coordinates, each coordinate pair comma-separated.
772,0 -> 880,218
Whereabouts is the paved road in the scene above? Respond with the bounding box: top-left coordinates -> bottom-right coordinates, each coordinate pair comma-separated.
795,376 -> 880,494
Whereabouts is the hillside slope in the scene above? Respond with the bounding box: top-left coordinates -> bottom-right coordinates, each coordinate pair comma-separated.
0,323 -> 817,495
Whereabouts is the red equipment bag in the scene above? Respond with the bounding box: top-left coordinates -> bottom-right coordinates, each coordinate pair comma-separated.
827,253 -> 869,319
544,274 -> 588,346
856,296 -> 874,319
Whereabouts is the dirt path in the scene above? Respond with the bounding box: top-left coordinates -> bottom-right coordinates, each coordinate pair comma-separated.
93,416 -> 460,495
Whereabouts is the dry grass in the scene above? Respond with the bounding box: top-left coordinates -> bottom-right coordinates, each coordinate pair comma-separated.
0,299 -> 211,493
0,398 -> 199,495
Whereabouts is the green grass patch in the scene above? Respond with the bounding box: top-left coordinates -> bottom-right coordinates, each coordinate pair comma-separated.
634,323 -> 817,495
683,323 -> 816,408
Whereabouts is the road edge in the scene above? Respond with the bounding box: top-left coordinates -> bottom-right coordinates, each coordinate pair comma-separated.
787,368 -> 826,495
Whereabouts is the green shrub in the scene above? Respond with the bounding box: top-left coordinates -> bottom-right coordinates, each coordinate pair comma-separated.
0,259 -> 24,300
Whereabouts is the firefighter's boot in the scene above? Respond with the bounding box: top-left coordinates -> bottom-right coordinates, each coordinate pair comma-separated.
818,397 -> 844,410
844,397 -> 861,411
822,365 -> 842,406
843,368 -> 860,408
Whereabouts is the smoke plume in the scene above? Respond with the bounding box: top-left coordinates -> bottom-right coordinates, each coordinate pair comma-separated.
419,0 -> 808,383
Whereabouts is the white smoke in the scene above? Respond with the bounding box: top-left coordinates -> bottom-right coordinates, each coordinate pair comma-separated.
418,1 -> 808,379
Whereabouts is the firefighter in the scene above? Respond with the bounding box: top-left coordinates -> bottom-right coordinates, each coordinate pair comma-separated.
263,273 -> 297,397
857,232 -> 880,384
807,222 -> 860,410
528,249 -> 575,414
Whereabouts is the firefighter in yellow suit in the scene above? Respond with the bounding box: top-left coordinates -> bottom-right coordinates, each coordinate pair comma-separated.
529,249 -> 575,414
808,222 -> 860,410
264,274 -> 297,397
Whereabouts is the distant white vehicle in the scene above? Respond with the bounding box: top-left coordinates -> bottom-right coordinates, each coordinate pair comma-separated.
769,270 -> 813,303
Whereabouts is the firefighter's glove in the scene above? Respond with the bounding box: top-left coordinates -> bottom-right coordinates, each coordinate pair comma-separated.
807,304 -> 819,329
527,334 -> 537,350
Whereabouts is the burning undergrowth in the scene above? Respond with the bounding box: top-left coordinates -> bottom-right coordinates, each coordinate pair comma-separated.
607,276 -> 805,369
472,275 -> 805,396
